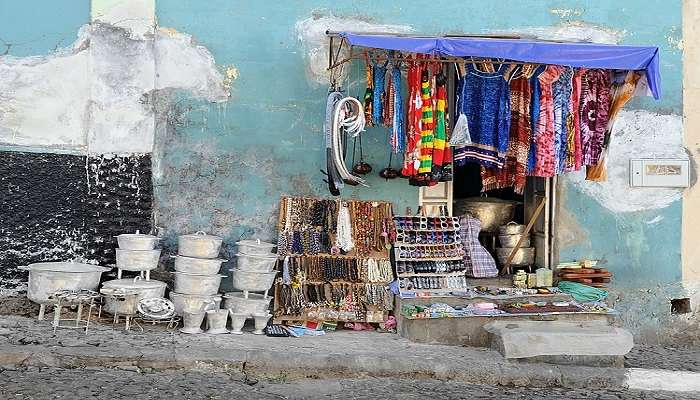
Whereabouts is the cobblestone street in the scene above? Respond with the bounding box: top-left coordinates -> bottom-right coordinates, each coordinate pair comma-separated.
0,367 -> 696,400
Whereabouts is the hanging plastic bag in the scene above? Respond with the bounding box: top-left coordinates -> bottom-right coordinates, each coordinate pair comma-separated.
450,113 -> 471,146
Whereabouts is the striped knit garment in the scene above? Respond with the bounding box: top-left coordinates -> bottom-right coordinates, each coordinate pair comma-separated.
432,80 -> 447,168
418,70 -> 435,174
481,65 -> 534,194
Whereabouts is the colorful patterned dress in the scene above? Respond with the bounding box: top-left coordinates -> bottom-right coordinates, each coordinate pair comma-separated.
579,69 -> 611,166
532,65 -> 564,177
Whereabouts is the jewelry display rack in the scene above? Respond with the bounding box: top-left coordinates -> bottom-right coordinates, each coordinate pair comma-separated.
393,215 -> 467,298
273,196 -> 394,324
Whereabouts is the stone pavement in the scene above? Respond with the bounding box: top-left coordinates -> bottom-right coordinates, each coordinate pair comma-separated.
0,315 -> 630,389
0,368 -> 696,400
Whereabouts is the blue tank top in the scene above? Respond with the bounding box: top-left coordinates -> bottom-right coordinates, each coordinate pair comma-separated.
453,63 -> 511,169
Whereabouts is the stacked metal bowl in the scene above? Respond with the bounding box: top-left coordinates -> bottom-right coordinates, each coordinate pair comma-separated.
114,230 -> 162,279
495,222 -> 535,266
224,239 -> 277,319
169,232 -> 226,315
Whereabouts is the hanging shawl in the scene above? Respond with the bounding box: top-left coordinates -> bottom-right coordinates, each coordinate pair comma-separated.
391,60 -> 405,154
564,68 -> 587,172
384,64 -> 394,126
586,70 -> 641,181
432,71 -> 447,170
402,59 -> 423,177
417,69 -> 435,175
372,60 -> 387,126
579,69 -> 612,166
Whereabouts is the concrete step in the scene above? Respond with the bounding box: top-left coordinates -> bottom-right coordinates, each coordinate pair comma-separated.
484,320 -> 634,367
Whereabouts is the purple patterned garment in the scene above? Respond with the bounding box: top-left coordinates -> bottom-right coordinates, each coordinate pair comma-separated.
580,69 -> 611,166
459,215 -> 498,278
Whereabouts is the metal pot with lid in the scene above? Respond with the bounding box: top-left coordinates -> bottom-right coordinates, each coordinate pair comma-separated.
178,231 -> 223,259
115,230 -> 160,251
453,195 -> 519,233
235,239 -> 276,256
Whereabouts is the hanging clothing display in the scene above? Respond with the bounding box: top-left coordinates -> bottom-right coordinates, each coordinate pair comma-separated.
390,61 -> 405,154
454,63 -> 512,169
532,65 -> 564,177
372,61 -> 387,126
565,68 -> 587,172
481,64 -> 536,193
402,59 -> 423,178
580,69 -> 612,166
418,69 -> 435,175
553,67 -> 574,173
586,70 -> 641,181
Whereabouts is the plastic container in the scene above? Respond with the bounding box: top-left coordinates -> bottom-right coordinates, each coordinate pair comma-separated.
236,253 -> 277,272
236,239 -> 276,256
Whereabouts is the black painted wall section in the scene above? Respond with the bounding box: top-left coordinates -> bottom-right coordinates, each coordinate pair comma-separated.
0,151 -> 153,287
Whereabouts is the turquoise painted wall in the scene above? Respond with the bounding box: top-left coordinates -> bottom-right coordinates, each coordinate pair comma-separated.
0,0 -> 90,57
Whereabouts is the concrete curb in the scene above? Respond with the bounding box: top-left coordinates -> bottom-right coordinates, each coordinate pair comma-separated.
0,343 -> 628,389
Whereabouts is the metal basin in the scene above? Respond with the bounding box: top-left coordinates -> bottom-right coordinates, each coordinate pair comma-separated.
495,247 -> 535,266
116,249 -> 161,271
229,268 -> 277,292
23,262 -> 111,304
168,292 -> 222,315
222,292 -> 271,316
173,255 -> 226,275
454,197 -> 518,233
173,272 -> 226,295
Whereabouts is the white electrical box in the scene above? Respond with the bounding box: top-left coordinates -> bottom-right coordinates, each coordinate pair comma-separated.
630,158 -> 690,188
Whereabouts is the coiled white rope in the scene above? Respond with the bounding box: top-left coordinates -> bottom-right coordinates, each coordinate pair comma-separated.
331,96 -> 367,187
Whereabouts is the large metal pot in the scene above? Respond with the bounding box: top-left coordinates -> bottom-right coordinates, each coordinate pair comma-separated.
236,253 -> 277,272
115,230 -> 160,251
100,288 -> 141,315
495,247 -> 535,266
173,272 -> 226,295
236,239 -> 276,256
173,255 -> 226,275
499,234 -> 530,248
178,231 -> 223,259
454,197 -> 518,232
116,249 -> 161,271
101,277 -> 166,299
499,222 -> 526,235
169,292 -> 221,315
229,268 -> 277,292
222,292 -> 271,316
23,262 -> 111,304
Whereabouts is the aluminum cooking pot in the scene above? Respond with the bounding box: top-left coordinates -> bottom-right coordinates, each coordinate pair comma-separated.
235,239 -> 276,256
173,255 -> 227,275
178,231 -> 223,259
116,249 -> 161,271
22,262 -> 111,304
495,247 -> 536,266
101,277 -> 166,299
173,272 -> 226,295
115,230 -> 160,251
169,292 -> 222,315
100,287 -> 141,316
454,196 -> 518,233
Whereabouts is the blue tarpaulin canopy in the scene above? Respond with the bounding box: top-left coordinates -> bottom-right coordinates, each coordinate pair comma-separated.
337,32 -> 661,99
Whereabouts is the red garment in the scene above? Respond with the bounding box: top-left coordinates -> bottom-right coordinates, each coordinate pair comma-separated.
402,59 -> 423,177
532,65 -> 564,177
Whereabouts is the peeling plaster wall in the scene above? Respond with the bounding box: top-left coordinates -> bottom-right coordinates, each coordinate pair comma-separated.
0,0 -> 691,340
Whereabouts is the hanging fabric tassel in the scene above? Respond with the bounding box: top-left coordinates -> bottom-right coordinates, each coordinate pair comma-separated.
391,58 -> 405,154
372,59 -> 387,126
